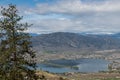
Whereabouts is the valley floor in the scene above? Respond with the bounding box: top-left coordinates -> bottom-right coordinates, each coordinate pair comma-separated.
36,49 -> 120,80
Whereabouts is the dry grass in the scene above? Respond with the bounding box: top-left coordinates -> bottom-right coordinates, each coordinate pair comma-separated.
36,70 -> 69,80
62,72 -> 120,80
36,71 -> 120,80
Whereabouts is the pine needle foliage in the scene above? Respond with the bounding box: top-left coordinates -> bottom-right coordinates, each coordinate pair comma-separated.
0,4 -> 37,80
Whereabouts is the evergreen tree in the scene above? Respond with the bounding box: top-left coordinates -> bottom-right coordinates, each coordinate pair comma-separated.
0,4 -> 37,80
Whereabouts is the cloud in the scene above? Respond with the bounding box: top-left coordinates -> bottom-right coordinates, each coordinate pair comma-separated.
29,0 -> 120,15
21,0 -> 120,34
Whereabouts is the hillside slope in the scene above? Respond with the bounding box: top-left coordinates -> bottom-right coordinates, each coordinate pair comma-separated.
32,32 -> 120,53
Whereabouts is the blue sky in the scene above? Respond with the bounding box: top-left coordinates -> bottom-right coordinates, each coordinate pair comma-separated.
0,0 -> 59,7
0,0 -> 120,34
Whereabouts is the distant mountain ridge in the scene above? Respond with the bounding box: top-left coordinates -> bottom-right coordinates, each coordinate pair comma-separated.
31,32 -> 120,53
29,33 -> 40,36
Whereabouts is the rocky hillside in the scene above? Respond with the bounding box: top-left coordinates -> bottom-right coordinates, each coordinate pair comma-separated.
31,32 -> 120,53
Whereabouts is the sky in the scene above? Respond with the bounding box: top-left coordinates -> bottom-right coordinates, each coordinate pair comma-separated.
0,0 -> 120,34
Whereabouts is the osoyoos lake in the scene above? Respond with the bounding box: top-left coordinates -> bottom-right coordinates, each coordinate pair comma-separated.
37,58 -> 109,73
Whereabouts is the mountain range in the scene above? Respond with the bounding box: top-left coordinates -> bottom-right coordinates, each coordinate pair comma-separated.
31,32 -> 120,54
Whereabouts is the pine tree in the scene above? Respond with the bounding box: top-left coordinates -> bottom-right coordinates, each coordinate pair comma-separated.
0,4 -> 37,80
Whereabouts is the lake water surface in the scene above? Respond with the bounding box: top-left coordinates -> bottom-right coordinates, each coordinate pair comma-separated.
37,58 -> 109,73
